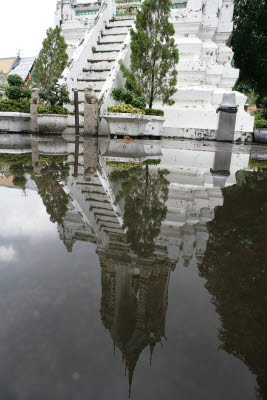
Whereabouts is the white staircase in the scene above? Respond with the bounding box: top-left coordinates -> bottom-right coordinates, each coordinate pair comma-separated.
65,18 -> 132,133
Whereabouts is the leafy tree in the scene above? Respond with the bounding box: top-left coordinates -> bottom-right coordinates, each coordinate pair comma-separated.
34,26 -> 68,90
199,169 -> 267,399
232,0 -> 267,101
5,74 -> 32,101
109,162 -> 169,257
121,0 -> 179,109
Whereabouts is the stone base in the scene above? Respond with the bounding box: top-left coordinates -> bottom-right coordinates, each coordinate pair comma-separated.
162,127 -> 253,142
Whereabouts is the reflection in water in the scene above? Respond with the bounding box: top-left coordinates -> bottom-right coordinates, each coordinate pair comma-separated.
0,135 -> 266,399
109,162 -> 169,257
99,253 -> 174,396
199,169 -> 267,400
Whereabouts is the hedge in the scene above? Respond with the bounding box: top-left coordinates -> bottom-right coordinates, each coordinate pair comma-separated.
37,105 -> 68,115
0,99 -> 30,113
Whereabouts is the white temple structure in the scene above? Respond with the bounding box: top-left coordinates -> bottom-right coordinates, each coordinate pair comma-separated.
56,0 -> 254,140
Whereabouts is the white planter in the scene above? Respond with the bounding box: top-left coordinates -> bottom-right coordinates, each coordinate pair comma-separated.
37,114 -> 68,134
254,128 -> 267,144
103,113 -> 165,137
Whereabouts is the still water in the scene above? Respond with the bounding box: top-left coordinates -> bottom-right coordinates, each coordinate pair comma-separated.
0,134 -> 266,400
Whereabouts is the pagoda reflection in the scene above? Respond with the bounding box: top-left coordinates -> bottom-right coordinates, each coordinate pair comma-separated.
99,238 -> 175,395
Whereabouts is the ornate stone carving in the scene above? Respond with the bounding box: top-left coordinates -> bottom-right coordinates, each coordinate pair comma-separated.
31,89 -> 41,105
84,87 -> 98,105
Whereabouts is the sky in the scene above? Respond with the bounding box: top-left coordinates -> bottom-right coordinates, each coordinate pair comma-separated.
0,0 -> 56,58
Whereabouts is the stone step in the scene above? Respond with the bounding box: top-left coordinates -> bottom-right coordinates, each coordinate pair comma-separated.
100,34 -> 126,43
82,69 -> 110,80
107,19 -> 133,27
91,51 -> 119,61
86,193 -> 110,202
82,184 -> 106,194
100,221 -> 121,229
95,42 -> 122,52
103,26 -> 129,35
74,89 -> 101,102
86,60 -> 115,70
95,210 -> 118,217
76,79 -> 105,91
97,215 -> 119,223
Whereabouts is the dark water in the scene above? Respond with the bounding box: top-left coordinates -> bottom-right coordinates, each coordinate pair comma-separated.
0,134 -> 266,400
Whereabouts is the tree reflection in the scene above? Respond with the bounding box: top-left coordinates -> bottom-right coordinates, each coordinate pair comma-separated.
199,169 -> 267,399
34,156 -> 70,224
109,161 -> 169,257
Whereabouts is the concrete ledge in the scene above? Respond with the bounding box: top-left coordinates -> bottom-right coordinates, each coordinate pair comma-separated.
163,127 -> 253,143
0,112 -> 31,133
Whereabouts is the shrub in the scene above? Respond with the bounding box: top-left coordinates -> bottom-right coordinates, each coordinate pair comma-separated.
7,74 -> 24,87
106,159 -> 161,170
145,109 -> 164,117
39,84 -> 70,107
107,104 -> 145,115
37,105 -> 68,115
0,99 -> 30,113
249,157 -> 267,169
106,161 -> 142,170
254,119 -> 267,129
5,74 -> 32,101
132,97 -> 147,110
110,87 -> 146,109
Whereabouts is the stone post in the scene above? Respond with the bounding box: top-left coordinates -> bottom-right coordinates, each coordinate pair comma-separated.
30,89 -> 41,133
84,87 -> 99,135
216,93 -> 238,142
83,137 -> 98,181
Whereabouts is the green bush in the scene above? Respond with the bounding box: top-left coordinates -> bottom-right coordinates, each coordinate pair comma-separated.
39,84 -> 70,107
106,161 -> 142,170
7,74 -> 24,87
107,103 -> 145,115
254,119 -> 267,129
0,99 -> 30,113
145,109 -> 164,117
111,87 -> 146,109
249,157 -> 267,169
106,159 -> 161,170
37,105 -> 68,115
5,74 -> 32,101
132,97 -> 147,110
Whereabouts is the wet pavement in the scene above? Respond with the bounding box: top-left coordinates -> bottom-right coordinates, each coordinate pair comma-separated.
0,134 -> 266,400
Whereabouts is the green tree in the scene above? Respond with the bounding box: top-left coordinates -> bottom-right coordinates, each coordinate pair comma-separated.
232,0 -> 267,101
121,0 -> 179,109
34,26 -> 68,90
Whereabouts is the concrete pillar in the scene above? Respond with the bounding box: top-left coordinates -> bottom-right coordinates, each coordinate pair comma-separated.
84,87 -> 99,135
30,89 -> 41,133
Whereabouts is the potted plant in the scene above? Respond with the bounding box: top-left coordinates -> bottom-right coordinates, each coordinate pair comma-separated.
103,87 -> 165,137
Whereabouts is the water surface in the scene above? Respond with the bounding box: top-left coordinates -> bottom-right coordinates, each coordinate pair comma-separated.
0,134 -> 266,400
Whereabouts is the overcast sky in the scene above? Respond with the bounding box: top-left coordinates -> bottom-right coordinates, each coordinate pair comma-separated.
0,0 -> 56,58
